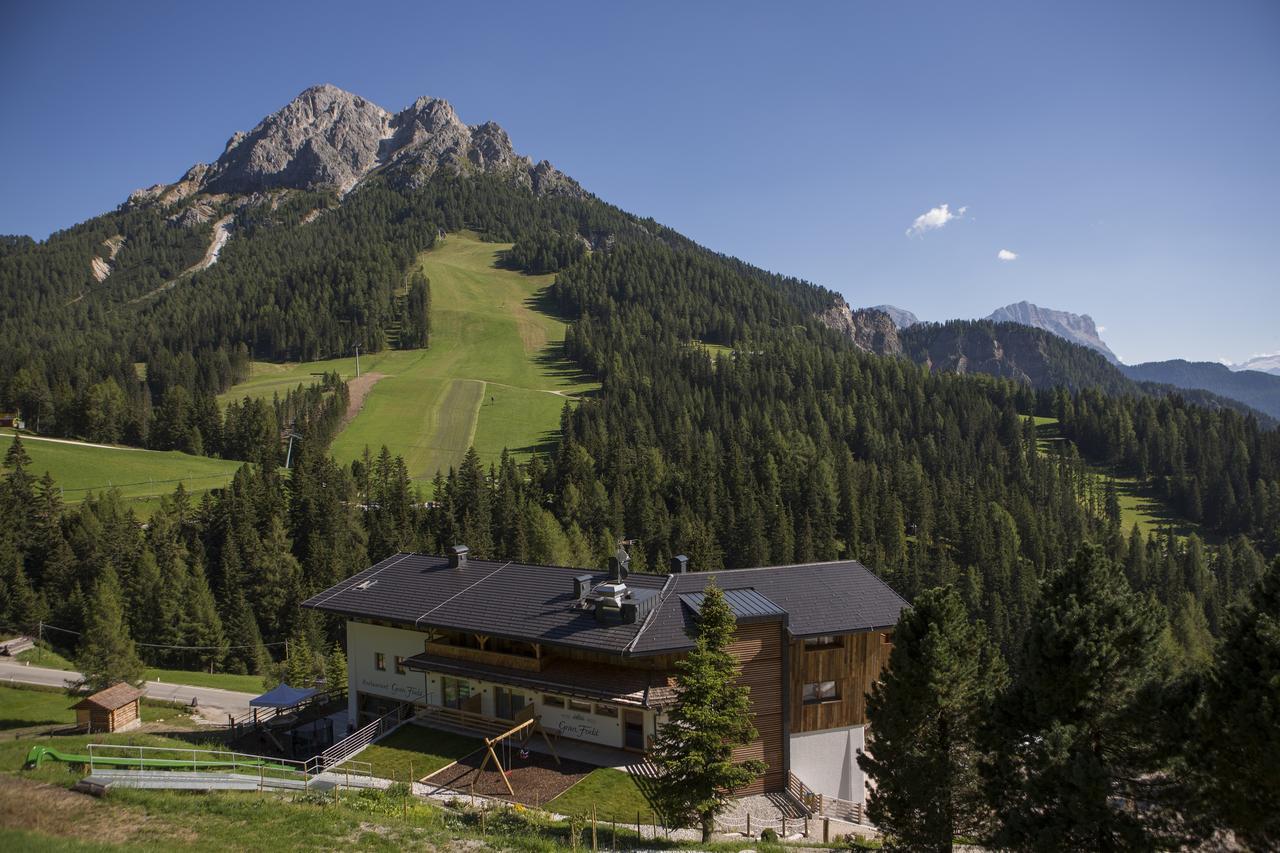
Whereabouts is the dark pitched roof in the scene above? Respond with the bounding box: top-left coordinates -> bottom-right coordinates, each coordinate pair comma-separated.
303,553 -> 907,657
630,560 -> 908,655
74,682 -> 143,711
302,553 -> 670,654
677,589 -> 786,623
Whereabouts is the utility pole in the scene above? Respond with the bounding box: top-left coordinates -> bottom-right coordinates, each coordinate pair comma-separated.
354,344 -> 361,378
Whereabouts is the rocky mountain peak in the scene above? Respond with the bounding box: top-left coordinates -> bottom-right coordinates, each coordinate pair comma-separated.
819,298 -> 903,355
986,300 -> 1119,364
131,85 -> 582,203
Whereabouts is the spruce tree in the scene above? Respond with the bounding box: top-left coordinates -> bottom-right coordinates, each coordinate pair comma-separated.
76,569 -> 145,692
649,581 -> 765,841
983,546 -> 1180,850
1192,557 -> 1280,848
859,586 -> 1005,852
324,641 -> 349,697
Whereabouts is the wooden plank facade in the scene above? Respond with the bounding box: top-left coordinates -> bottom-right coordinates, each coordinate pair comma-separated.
728,621 -> 787,794
788,630 -> 893,732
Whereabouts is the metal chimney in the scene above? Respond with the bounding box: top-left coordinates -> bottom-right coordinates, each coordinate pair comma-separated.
447,545 -> 469,569
608,547 -> 630,582
670,554 -> 689,574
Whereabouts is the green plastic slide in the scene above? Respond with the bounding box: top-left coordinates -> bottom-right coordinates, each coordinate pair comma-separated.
23,744 -> 296,773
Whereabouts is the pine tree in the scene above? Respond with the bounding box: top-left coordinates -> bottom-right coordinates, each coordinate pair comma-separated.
324,641 -> 349,697
1191,558 -> 1280,848
859,586 -> 1006,852
983,546 -> 1180,850
649,581 -> 765,841
76,569 -> 145,692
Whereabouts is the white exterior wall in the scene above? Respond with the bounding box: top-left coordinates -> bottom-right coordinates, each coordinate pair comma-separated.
346,621 -> 429,720
789,725 -> 866,803
344,620 -> 652,749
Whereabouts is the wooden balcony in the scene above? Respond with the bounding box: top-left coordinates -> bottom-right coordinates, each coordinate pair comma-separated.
422,639 -> 550,672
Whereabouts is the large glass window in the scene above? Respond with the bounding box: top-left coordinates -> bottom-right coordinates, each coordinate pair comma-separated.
495,687 -> 527,720
442,676 -> 472,709
802,680 -> 839,704
803,635 -> 844,651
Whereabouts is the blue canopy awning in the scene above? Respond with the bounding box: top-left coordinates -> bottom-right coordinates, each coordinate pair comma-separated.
250,684 -> 318,708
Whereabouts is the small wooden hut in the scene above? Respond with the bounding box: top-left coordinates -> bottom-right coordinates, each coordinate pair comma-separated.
74,683 -> 143,733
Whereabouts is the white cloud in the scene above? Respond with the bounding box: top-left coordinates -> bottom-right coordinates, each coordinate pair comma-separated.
997,248 -> 1018,261
1097,325 -> 1107,333
906,203 -> 966,237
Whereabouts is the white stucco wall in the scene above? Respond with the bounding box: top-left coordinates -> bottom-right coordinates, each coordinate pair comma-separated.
789,725 -> 866,803
346,621 -> 429,720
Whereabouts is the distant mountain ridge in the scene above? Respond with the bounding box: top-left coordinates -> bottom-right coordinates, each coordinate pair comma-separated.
871,304 -> 918,329
986,301 -> 1119,364
1232,354 -> 1280,376
1121,360 -> 1280,420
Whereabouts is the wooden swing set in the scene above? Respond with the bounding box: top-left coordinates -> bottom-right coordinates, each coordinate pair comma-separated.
477,708 -> 560,796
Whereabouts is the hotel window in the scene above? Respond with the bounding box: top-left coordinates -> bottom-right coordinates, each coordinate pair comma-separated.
595,703 -> 618,718
394,655 -> 406,675
542,695 -> 565,708
568,699 -> 592,713
802,680 -> 839,704
375,652 -> 386,671
442,676 -> 473,710
803,635 -> 844,651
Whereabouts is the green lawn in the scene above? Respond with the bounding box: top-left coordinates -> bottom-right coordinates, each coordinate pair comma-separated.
224,232 -> 599,481
1,431 -> 241,516
13,648 -> 263,695
0,685 -> 196,735
141,669 -> 264,694
546,767 -> 656,823
15,645 -> 75,670
360,724 -> 483,782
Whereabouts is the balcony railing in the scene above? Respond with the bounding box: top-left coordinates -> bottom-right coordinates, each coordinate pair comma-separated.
422,641 -> 548,672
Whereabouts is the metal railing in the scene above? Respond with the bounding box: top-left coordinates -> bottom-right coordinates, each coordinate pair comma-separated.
309,699 -> 413,774
784,770 -> 864,825
84,743 -> 372,788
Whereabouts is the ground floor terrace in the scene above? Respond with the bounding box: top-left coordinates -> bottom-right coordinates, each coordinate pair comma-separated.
347,621 -> 671,756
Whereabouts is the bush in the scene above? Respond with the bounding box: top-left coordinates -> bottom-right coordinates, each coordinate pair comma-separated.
761,826 -> 778,842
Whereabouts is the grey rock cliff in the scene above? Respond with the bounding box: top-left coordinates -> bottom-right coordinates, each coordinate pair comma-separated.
820,299 -> 903,355
986,301 -> 1118,363
134,84 -> 583,202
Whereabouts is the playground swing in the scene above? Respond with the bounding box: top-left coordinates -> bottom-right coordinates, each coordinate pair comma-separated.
476,713 -> 559,797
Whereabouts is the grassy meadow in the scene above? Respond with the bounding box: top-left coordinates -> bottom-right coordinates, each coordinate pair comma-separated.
1032,416 -> 1204,539
2,432 -> 242,516
223,232 -> 597,482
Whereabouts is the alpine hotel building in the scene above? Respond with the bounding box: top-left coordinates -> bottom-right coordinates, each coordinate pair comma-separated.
303,546 -> 906,804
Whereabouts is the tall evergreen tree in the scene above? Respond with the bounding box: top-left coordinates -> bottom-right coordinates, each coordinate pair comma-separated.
649,581 -> 765,841
1191,557 -> 1280,849
859,586 -> 1006,852
983,546 -> 1183,851
76,569 -> 145,691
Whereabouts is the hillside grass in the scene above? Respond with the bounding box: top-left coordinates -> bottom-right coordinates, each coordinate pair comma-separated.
224,232 -> 598,481
140,669 -> 263,694
358,724 -> 483,782
0,685 -> 194,735
1032,416 -> 1204,539
546,767 -> 655,823
1,431 -> 240,516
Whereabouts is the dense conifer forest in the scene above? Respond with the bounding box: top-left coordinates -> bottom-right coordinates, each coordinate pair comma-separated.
0,169 -> 1276,684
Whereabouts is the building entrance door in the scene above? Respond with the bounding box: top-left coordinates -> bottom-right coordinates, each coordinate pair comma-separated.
495,687 -> 526,720
623,710 -> 645,751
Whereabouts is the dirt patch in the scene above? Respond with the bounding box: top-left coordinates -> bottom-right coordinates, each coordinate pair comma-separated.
0,774 -> 196,845
344,372 -> 386,425
421,747 -> 595,808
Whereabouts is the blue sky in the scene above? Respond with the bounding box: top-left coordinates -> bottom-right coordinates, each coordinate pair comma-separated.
2,1 -> 1276,364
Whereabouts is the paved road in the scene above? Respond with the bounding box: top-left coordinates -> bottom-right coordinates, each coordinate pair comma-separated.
0,660 -> 257,723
